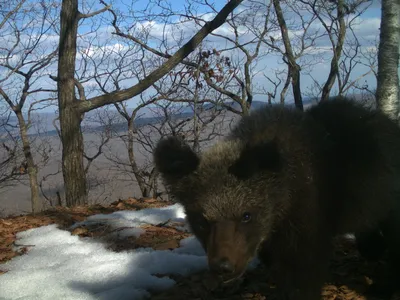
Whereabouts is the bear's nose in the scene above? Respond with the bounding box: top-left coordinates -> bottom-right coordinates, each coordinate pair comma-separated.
210,258 -> 235,274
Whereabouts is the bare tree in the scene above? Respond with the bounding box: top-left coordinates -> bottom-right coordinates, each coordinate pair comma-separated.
347,37 -> 379,98
107,98 -> 158,198
309,0 -> 347,102
376,0 -> 400,120
170,1 -> 275,115
267,0 -> 372,108
39,166 -> 63,207
271,0 -> 306,110
254,0 -> 323,107
198,1 -> 272,115
0,0 -> 26,30
0,116 -> 23,188
56,0 -> 244,206
151,49 -> 233,148
301,0 -> 372,101
107,1 -> 273,116
0,0 -> 58,213
258,69 -> 286,105
134,99 -> 228,199
106,0 -> 375,115
0,144 -> 20,187
102,72 -> 229,199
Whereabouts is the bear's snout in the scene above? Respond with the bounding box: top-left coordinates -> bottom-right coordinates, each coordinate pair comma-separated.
209,257 -> 235,274
206,220 -> 253,281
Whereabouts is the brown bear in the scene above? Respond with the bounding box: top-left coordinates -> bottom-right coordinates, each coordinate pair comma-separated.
153,96 -> 400,300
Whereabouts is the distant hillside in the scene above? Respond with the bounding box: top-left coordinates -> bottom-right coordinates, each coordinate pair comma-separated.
87,100 -> 273,134
0,98 -> 321,139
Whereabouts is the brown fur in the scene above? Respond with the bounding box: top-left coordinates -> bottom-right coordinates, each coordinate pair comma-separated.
153,97 -> 400,300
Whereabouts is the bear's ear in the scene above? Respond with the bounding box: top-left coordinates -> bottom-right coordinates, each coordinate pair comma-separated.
228,139 -> 281,180
153,136 -> 200,179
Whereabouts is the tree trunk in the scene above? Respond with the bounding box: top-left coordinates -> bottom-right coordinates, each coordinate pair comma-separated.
376,0 -> 400,120
127,119 -> 148,197
272,0 -> 303,111
15,111 -> 41,213
60,107 -> 87,206
149,168 -> 159,199
291,66 -> 303,110
280,66 -> 291,105
321,0 -> 346,102
57,0 -> 87,206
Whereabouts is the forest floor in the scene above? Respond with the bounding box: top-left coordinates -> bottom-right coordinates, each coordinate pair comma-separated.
0,198 -> 398,300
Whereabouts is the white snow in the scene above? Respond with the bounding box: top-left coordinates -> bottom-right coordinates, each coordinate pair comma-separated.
0,204 -> 209,300
70,203 -> 189,233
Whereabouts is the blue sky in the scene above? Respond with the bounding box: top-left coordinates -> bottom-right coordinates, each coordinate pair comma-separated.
103,0 -> 387,107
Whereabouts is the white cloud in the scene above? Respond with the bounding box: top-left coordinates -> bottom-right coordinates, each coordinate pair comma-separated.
351,17 -> 380,40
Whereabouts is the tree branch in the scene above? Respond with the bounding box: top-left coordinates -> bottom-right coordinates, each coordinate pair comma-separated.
77,0 -> 244,113
0,87 -> 14,109
78,5 -> 111,20
0,0 -> 26,30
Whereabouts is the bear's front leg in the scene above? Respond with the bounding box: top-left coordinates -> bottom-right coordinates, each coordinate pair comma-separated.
272,237 -> 331,300
276,258 -> 328,300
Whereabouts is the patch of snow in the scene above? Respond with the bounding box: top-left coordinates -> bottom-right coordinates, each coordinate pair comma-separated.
343,233 -> 356,240
0,204 -> 207,300
70,203 -> 187,234
173,236 -> 205,256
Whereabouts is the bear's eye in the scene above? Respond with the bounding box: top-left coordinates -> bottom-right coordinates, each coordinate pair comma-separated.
242,212 -> 251,223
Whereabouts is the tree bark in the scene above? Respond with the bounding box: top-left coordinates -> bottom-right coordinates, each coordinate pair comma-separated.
15,111 -> 41,213
57,0 -> 87,206
127,119 -> 149,197
291,67 -> 302,110
60,107 -> 87,206
320,0 -> 346,102
376,0 -> 400,120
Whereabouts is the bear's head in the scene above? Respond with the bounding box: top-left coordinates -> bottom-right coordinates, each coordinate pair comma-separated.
153,135 -> 289,283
